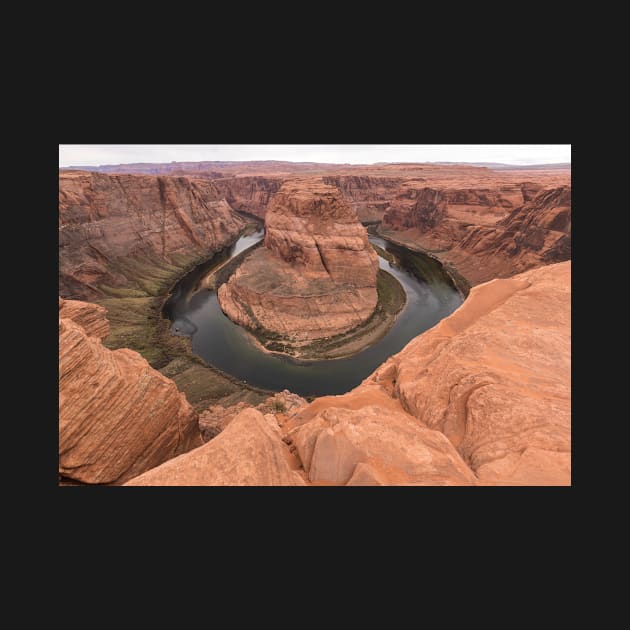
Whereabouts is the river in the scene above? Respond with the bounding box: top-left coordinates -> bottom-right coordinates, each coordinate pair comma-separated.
162,229 -> 462,397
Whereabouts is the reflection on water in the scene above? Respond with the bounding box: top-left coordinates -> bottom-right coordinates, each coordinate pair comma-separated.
162,229 -> 462,397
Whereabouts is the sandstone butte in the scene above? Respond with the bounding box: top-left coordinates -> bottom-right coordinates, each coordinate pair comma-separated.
381,183 -> 571,286
59,170 -> 245,300
217,178 -> 380,344
126,260 -> 570,487
59,297 -> 202,484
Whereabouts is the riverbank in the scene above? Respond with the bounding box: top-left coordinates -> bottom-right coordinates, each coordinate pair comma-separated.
377,227 -> 471,297
97,223 -> 271,411
236,267 -> 407,361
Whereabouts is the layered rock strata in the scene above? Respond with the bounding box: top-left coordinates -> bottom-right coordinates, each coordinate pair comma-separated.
59,298 -> 202,484
59,171 -> 245,300
443,186 -> 571,283
125,409 -> 306,486
381,184 -> 571,286
218,179 -> 380,344
321,175 -> 407,222
127,261 -> 570,486
213,176 -> 284,219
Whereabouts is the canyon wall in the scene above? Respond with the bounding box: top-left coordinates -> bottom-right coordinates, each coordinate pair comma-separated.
322,175 -> 407,222
127,261 -> 571,486
59,171 -> 245,300
442,186 -> 571,284
218,179 -> 380,344
212,174 -> 417,222
212,176 -> 284,218
381,184 -> 571,285
59,298 -> 203,484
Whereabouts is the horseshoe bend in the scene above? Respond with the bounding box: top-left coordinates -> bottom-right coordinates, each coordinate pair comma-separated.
58,152 -> 571,486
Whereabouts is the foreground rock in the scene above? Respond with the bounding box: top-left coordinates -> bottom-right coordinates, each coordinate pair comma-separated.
59,299 -> 202,484
288,388 -> 477,485
126,261 -> 570,486
368,260 -> 571,484
59,170 -> 245,300
125,409 -> 306,486
218,178 -> 380,345
199,390 -> 307,441
59,297 -> 110,339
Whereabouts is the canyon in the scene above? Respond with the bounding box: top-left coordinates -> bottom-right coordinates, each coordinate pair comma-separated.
59,297 -> 202,484
59,170 -> 245,300
127,260 -> 570,486
58,160 -> 571,486
380,182 -> 571,285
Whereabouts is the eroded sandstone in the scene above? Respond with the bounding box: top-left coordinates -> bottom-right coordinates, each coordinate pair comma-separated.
124,261 -> 570,487
218,179 -> 380,345
59,298 -> 202,484
125,408 -> 305,486
381,184 -> 571,285
59,171 -> 245,300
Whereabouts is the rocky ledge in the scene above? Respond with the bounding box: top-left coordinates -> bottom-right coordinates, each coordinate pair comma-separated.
59,298 -> 202,484
218,178 -> 380,348
126,260 -> 570,486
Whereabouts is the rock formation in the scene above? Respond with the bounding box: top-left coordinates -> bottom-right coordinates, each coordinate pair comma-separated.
321,175 -> 407,222
59,297 -> 110,339
444,186 -> 571,283
213,176 -> 283,219
59,171 -> 245,300
125,408 -> 306,486
381,184 -> 571,285
382,182 -> 535,248
218,179 -> 380,344
59,298 -> 202,484
199,390 -> 307,441
126,261 -> 570,486
362,260 -> 571,485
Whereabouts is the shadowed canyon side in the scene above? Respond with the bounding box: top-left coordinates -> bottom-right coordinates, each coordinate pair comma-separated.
126,261 -> 570,486
59,298 -> 202,484
381,183 -> 571,286
58,170 -> 267,412
59,170 -> 245,300
218,179 -> 380,347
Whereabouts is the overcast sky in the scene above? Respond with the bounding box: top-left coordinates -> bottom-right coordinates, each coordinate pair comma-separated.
59,144 -> 571,167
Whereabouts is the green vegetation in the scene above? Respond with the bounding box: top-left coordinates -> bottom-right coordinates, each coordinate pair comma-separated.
270,400 -> 287,414
96,227 -> 269,411
377,228 -> 471,296
251,269 -> 407,361
370,242 -> 395,263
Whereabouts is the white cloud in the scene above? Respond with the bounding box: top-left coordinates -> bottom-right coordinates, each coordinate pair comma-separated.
59,144 -> 571,167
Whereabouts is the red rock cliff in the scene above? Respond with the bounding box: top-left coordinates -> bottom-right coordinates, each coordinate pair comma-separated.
441,186 -> 571,283
59,171 -> 245,300
128,261 -> 571,486
321,175 -> 408,222
381,183 -> 570,285
382,182 -> 535,248
59,297 -> 202,484
218,178 -> 380,344
212,176 -> 284,219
